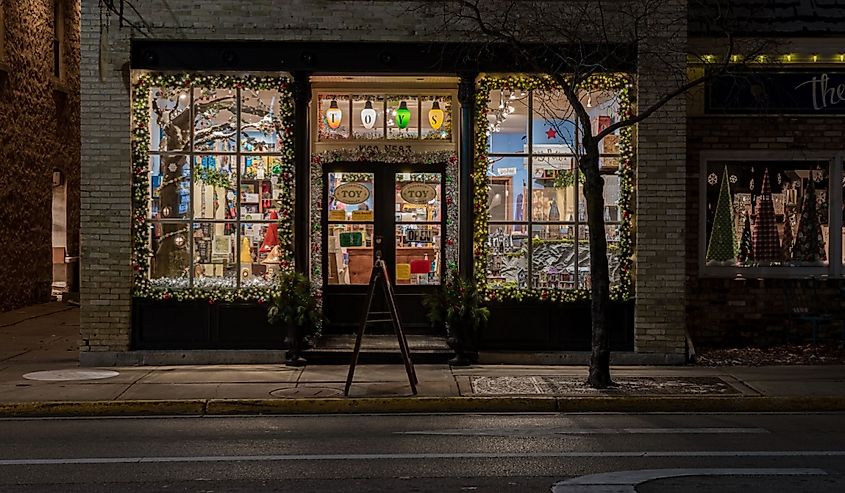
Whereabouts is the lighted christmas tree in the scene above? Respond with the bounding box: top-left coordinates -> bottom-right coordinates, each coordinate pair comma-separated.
751,168 -> 781,262
781,212 -> 794,260
706,167 -> 737,264
792,180 -> 827,262
738,212 -> 754,263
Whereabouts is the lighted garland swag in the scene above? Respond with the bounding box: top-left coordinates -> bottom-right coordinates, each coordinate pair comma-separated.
132,73 -> 634,305
475,75 -> 635,304
132,73 -> 295,303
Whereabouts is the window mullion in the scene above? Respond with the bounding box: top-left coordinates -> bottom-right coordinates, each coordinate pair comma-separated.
574,115 -> 581,289
236,86 -> 242,289
527,90 -> 534,289
831,155 -> 843,278
188,86 -> 195,288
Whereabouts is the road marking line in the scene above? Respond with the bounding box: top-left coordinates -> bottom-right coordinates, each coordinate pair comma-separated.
1,451 -> 844,466
400,427 -> 769,436
552,468 -> 827,493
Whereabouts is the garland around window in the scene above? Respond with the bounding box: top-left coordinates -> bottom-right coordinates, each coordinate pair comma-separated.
310,148 -> 459,289
474,74 -> 635,303
131,73 -> 295,302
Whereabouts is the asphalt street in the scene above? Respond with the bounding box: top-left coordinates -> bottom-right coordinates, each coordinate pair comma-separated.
0,413 -> 844,492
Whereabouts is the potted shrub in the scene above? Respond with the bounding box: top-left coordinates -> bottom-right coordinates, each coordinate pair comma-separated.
267,270 -> 324,366
423,269 -> 490,366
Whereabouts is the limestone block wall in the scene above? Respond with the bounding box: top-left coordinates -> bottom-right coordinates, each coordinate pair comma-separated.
0,0 -> 80,312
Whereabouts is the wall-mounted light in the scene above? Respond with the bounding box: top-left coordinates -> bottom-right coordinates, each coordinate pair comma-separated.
395,101 -> 411,129
428,101 -> 444,130
360,100 -> 377,129
326,100 -> 342,130
732,54 -> 740,63
784,54 -> 792,62
812,54 -> 819,63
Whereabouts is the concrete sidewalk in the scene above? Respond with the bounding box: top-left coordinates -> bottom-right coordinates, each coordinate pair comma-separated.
1,303 -> 844,417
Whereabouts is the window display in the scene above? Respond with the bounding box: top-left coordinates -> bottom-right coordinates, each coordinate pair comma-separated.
316,93 -> 453,141
485,87 -> 624,290
704,160 -> 830,268
135,74 -> 294,299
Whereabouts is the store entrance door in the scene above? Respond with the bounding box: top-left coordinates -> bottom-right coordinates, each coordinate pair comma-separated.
322,162 -> 446,334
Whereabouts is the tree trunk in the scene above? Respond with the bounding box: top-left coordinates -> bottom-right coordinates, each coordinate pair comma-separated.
580,145 -> 613,389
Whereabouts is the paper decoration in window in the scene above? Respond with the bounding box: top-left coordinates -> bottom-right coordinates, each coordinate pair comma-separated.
706,167 -> 738,264
326,100 -> 343,129
361,100 -> 377,129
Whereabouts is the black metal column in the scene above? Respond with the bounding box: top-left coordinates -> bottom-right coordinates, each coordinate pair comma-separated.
458,73 -> 477,279
292,72 -> 312,274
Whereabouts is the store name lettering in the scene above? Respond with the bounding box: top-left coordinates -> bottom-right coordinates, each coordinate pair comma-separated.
357,144 -> 413,154
795,73 -> 845,110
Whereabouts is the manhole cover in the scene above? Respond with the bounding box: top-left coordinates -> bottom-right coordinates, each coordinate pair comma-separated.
470,376 -> 738,395
270,387 -> 343,397
23,369 -> 120,382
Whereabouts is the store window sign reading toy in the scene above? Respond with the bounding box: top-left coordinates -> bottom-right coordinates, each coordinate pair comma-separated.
400,182 -> 437,204
334,182 -> 370,205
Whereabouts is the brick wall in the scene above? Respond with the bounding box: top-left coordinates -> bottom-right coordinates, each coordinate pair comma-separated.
80,1 -> 687,356
0,0 -> 80,312
687,115 -> 845,347
634,0 -> 688,358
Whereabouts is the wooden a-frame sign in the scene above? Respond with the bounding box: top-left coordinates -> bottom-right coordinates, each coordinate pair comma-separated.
344,252 -> 418,396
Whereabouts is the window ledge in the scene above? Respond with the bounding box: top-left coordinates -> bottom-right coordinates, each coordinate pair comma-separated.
52,77 -> 70,94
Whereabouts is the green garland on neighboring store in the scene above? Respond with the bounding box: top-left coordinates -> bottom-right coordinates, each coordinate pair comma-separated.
131,73 -> 295,303
474,74 -> 635,304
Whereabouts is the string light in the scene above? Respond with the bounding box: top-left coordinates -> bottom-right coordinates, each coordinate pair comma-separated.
474,74 -> 635,304
131,73 -> 295,303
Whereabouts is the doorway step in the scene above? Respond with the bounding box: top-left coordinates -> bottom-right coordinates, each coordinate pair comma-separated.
304,334 -> 451,364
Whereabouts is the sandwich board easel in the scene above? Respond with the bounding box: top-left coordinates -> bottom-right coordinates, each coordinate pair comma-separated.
344,243 -> 418,396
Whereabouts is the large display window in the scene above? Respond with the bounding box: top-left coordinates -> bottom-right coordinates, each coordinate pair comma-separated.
476,75 -> 635,302
132,73 -> 294,301
700,153 -> 844,277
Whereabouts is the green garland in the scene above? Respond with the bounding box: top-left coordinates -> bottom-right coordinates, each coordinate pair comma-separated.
475,74 -> 635,304
132,73 -> 295,303
553,169 -> 585,188
193,167 -> 232,189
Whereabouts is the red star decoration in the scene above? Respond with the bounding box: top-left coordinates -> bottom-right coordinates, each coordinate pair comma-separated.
545,128 -> 557,139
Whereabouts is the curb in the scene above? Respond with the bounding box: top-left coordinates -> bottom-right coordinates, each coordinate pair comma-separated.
2,396 -> 845,417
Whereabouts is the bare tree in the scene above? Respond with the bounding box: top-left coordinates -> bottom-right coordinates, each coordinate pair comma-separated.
420,0 -> 772,388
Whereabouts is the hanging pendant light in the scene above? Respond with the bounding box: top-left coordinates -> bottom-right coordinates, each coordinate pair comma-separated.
326,99 -> 343,129
428,101 -> 444,130
360,100 -> 377,129
395,101 -> 411,129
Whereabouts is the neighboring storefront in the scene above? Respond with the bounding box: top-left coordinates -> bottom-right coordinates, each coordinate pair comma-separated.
79,2 -> 687,365
688,59 -> 845,347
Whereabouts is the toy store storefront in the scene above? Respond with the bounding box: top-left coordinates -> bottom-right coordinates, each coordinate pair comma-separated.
130,41 -> 635,352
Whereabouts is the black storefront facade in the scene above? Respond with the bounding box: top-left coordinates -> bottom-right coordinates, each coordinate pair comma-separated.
127,40 -> 636,356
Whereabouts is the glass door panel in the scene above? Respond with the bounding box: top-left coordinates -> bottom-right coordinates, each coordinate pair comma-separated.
394,172 -> 442,285
326,171 -> 375,285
